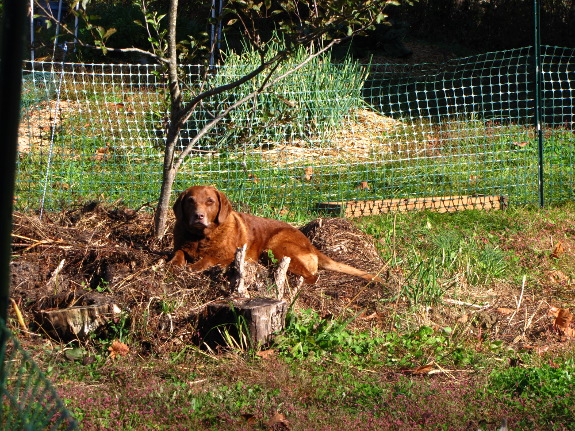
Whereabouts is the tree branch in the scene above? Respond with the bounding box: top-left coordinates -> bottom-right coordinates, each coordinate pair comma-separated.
172,37 -> 341,170
167,0 -> 182,112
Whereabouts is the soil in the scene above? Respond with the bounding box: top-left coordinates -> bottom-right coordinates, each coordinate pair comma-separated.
9,204 -> 392,354
9,202 -> 573,357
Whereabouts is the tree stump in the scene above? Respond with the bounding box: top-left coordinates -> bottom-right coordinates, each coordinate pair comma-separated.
32,290 -> 123,341
36,303 -> 122,341
201,298 -> 288,348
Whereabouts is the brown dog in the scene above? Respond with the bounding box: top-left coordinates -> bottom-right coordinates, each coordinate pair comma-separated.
170,185 -> 382,284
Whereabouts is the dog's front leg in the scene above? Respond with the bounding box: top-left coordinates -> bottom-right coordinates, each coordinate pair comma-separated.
168,250 -> 187,266
188,257 -> 219,272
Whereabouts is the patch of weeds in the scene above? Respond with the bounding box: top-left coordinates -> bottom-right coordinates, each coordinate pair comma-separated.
400,255 -> 444,305
383,325 -> 477,369
487,358 -> 575,427
310,371 -> 388,411
276,309 -> 479,369
201,305 -> 261,355
473,245 -> 508,281
359,210 -> 513,290
275,309 -> 386,366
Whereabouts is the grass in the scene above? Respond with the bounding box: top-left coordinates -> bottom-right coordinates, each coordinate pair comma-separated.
16,120 -> 564,217
6,203 -> 575,430
18,51 -> 575,215
12,51 -> 575,428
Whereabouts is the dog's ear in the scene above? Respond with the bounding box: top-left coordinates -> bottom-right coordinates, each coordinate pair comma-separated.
173,190 -> 186,221
215,189 -> 232,224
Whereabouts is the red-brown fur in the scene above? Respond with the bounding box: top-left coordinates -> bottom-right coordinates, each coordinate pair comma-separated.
170,185 -> 382,284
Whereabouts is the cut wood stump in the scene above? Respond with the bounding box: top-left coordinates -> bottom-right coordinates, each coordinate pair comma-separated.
317,195 -> 508,217
36,303 -> 122,341
227,246 -> 291,300
201,298 -> 288,348
32,290 -> 123,341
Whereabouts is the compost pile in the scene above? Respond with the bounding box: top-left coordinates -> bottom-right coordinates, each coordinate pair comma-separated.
10,203 -> 389,354
9,202 -> 570,356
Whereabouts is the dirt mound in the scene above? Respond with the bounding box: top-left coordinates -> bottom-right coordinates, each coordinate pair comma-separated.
295,217 -> 390,315
300,217 -> 385,287
10,205 -> 568,355
10,205 -> 389,353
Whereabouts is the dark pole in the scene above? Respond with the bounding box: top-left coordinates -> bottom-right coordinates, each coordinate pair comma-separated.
534,0 -> 544,207
0,2 -> 28,327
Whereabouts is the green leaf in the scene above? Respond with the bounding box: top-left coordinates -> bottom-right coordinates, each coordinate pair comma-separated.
103,28 -> 117,40
376,12 -> 387,24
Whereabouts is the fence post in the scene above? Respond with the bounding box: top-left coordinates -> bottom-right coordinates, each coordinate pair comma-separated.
534,0 -> 545,207
0,0 -> 27,384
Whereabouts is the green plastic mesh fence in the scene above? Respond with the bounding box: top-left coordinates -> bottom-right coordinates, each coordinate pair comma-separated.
1,322 -> 78,430
16,45 -> 575,218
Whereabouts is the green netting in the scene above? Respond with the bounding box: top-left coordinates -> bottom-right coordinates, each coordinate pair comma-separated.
15,45 -> 575,217
1,322 -> 78,430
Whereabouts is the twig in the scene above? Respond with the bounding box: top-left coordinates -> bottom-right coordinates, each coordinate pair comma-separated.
443,298 -> 490,309
508,274 -> 526,325
523,299 -> 544,334
114,264 -> 160,291
46,258 -> 66,287
274,256 -> 291,300
10,298 -> 28,333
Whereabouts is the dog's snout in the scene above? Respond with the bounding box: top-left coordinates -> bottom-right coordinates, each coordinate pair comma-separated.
189,210 -> 210,228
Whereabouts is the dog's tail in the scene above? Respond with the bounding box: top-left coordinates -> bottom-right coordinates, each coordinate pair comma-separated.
317,252 -> 384,284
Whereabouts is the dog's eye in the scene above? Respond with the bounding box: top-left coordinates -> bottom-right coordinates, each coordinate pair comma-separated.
206,198 -> 215,205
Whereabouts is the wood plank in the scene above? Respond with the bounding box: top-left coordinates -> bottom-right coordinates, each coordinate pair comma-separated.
317,195 -> 508,218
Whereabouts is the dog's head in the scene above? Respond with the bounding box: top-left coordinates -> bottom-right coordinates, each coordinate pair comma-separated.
173,185 -> 232,231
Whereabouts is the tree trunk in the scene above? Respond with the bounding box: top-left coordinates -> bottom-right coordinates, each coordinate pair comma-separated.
153,125 -> 179,238
152,0 -> 182,239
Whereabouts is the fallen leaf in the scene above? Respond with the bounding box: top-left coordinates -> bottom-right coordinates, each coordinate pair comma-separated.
361,311 -> 379,320
549,306 -> 561,317
241,413 -> 257,425
550,242 -> 565,259
402,364 -> 435,375
256,349 -> 276,360
277,207 -> 291,216
457,313 -> 468,324
546,270 -> 568,283
514,141 -> 528,147
553,308 -> 573,337
248,173 -> 260,183
93,144 -> 111,161
535,345 -> 550,355
496,307 -> 515,315
108,340 -> 129,359
266,411 -> 289,429
512,335 -> 525,344
549,359 -> 560,368
356,181 -> 370,190
52,182 -> 70,190
303,167 -> 313,181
